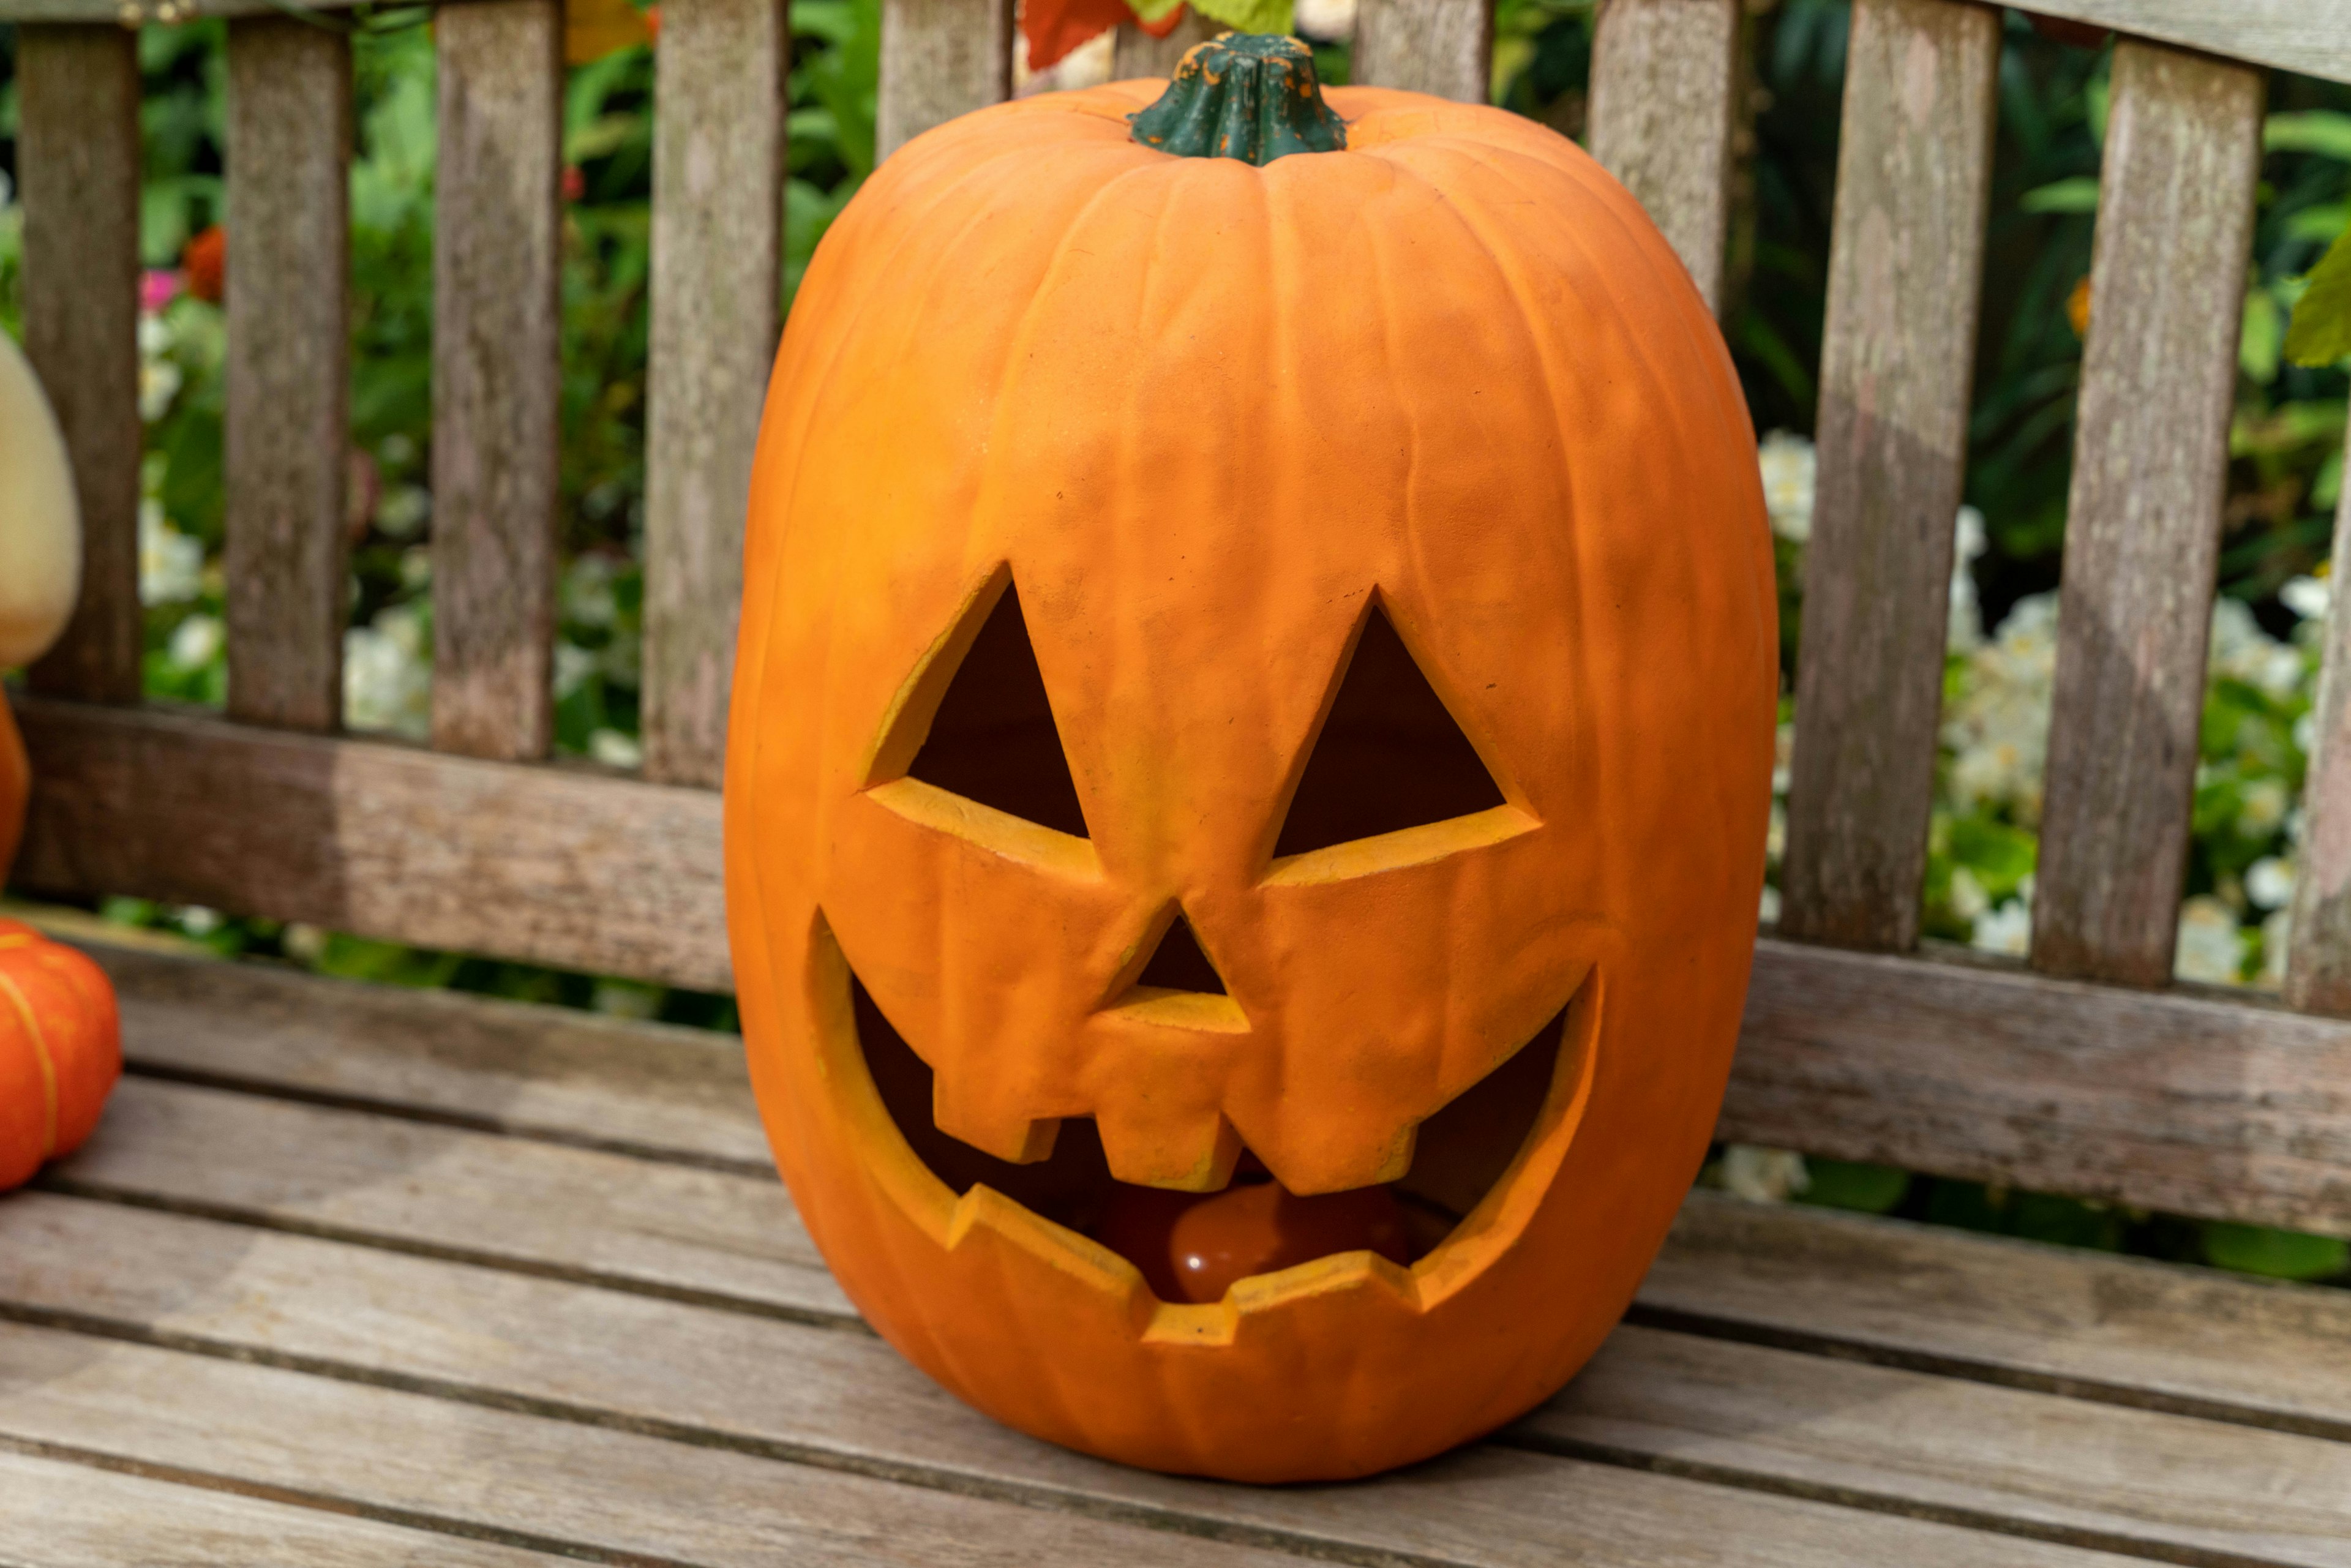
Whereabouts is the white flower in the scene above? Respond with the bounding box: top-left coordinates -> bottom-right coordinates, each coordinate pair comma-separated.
2207,598 -> 2308,698
137,313 -> 173,358
375,485 -> 432,539
343,605 -> 432,739
2282,575 -> 2332,621
555,640 -> 598,699
139,501 -> 205,606
2296,709 -> 2319,759
1971,897 -> 2032,956
561,555 -> 621,629
1948,865 -> 1991,923
2262,906 -> 2294,988
1942,591 -> 2060,823
591,979 -> 662,1019
1295,0 -> 1356,39
588,727 -> 643,768
1758,883 -> 1782,924
1720,1146 -> 1810,1204
1948,506 -> 1987,655
167,612 -> 223,672
1758,430 -> 1815,542
2173,895 -> 2244,985
399,546 -> 432,591
1766,798 -> 1787,862
282,923 -> 328,964
2246,856 -> 2297,911
2238,778 -> 2290,839
171,904 -> 221,936
137,356 -> 182,422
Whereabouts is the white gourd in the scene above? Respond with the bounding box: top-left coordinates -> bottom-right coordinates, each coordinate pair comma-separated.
0,329 -> 81,671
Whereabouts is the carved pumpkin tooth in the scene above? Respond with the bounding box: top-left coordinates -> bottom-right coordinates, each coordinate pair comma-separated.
733,32 -> 1774,1482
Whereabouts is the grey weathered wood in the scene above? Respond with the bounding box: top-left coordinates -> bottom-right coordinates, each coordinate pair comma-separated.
1777,0 -> 2001,953
432,1 -> 563,762
1585,0 -> 1740,314
1524,1323 -> 2351,1567
645,0 -> 789,787
1649,1191 -> 2351,1443
16,25 -> 142,707
12,699 -> 732,992
1724,938 -> 2351,1236
224,18 -> 352,733
1354,0 -> 1491,103
0,1193 -> 2139,1568
876,0 -> 1013,160
0,1446 -> 558,1568
1112,11 -> 1217,81
2031,43 -> 2262,988
53,1075 -> 852,1320
2288,432 -> 2351,1015
0,1325 -> 1311,1568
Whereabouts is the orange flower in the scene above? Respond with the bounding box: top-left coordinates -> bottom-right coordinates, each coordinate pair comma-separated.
184,225 -> 227,304
2067,275 -> 2091,339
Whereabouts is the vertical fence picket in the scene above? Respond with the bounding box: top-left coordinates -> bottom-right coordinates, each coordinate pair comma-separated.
223,18 -> 353,733
17,26 -> 143,707
877,0 -> 1014,160
1586,0 -> 1741,315
2290,446 -> 2351,1013
1354,0 -> 1491,103
643,0 -> 789,786
1776,0 -> 2000,952
431,1 -> 564,762
1114,13 -> 1215,80
2030,42 -> 2262,987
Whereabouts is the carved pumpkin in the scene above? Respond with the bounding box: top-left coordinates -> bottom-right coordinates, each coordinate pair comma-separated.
726,36 -> 1775,1482
0,918 -> 121,1190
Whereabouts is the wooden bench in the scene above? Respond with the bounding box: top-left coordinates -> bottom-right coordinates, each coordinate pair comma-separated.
6,0 -> 2351,1560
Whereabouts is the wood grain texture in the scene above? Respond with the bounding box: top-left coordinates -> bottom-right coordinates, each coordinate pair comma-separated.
1112,10 -> 1216,81
432,1 -> 563,762
1724,938 -> 2351,1236
1584,0 -> 1740,313
224,18 -> 353,733
0,1193 -> 2139,1568
15,25 -> 143,706
1523,1323 -> 2351,1567
2288,431 -> 2351,1015
11,699 -> 732,992
2031,43 -> 2262,988
1651,1191 -> 2351,1442
644,0 -> 789,787
0,1445 -> 561,1568
876,0 -> 1013,160
1777,0 -> 2000,953
0,1326 -> 1311,1568
1353,0 -> 1491,103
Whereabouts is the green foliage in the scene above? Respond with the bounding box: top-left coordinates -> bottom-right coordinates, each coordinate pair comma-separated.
2285,227 -> 2351,368
1188,0 -> 1295,36
2201,1221 -> 2350,1281
1795,1160 -> 1910,1215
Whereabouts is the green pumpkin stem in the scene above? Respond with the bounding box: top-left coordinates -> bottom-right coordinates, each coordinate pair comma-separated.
1129,32 -> 1346,166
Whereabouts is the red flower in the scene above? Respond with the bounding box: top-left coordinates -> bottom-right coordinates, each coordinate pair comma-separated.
563,164 -> 587,203
183,225 -> 227,304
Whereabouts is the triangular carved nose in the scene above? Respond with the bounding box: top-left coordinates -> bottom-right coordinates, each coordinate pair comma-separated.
1133,912 -> 1225,996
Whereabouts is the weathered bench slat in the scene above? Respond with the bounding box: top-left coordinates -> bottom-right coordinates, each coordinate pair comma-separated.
876,0 -> 1013,161
39,1026 -> 2351,1567
223,18 -> 353,733
2289,456 -> 2351,1015
431,1 -> 564,762
0,1324 -> 1314,1568
0,1444 -> 561,1567
1584,0 -> 1740,314
0,1193 -> 2145,1568
645,0 -> 789,787
2031,42 -> 2263,988
17,24 -> 144,708
1524,1323 -> 2351,1568
1352,0 -> 1491,103
2008,0 -> 2351,87
1778,0 -> 2000,953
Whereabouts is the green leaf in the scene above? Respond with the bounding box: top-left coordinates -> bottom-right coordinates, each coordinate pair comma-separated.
1794,1160 -> 1910,1215
2241,286 -> 2283,383
2200,1221 -> 2350,1280
2265,110 -> 2351,163
1129,0 -> 1188,24
2288,203 -> 2349,246
2285,227 -> 2351,368
1187,0 -> 1293,36
2021,176 -> 2100,214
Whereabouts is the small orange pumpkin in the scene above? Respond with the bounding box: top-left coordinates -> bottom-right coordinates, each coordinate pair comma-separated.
0,911 -> 121,1191
727,36 -> 1774,1481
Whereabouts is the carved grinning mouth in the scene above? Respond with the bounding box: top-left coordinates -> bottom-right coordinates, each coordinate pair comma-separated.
841,962 -> 1592,1308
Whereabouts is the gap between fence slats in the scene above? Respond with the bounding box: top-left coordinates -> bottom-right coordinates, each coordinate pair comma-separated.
223,18 -> 353,733
2290,419 -> 2351,1015
644,0 -> 789,787
876,0 -> 1014,161
431,0 -> 563,762
1352,0 -> 1491,104
2031,42 -> 2262,988
17,26 -> 143,708
1112,12 -> 1216,81
1777,0 -> 2000,953
1585,0 -> 1741,315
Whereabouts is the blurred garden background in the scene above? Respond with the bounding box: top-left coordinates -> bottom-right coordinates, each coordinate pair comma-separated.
1,0 -> 2349,1279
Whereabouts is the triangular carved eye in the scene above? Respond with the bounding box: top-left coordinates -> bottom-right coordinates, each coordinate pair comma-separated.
893,576 -> 1090,839
1271,604 -> 1506,859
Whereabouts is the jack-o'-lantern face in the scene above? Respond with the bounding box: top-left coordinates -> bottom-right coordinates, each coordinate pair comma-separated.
726,70 -> 1775,1484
